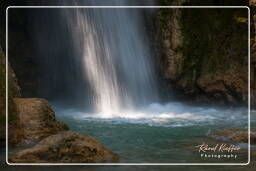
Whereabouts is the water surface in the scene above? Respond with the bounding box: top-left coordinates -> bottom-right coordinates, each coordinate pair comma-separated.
54,102 -> 251,163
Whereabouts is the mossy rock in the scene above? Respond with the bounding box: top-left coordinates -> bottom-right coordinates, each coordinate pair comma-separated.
157,0 -> 248,105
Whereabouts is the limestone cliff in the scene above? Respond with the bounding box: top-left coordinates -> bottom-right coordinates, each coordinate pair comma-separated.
156,0 -> 250,106
250,0 -> 256,107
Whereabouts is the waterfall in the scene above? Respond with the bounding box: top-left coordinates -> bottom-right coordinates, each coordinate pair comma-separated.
30,0 -> 159,114
71,9 -> 125,114
62,6 -> 158,114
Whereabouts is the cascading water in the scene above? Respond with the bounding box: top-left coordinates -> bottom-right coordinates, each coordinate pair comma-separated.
9,3 -> 250,164
63,7 -> 158,114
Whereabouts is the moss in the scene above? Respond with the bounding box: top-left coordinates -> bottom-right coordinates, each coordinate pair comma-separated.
157,0 -> 247,81
156,0 -> 248,104
157,6 -> 173,30
180,7 -> 248,83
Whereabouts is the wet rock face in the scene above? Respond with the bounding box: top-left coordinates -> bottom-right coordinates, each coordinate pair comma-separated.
158,8 -> 183,81
9,131 -> 119,163
250,0 -> 256,107
196,67 -> 248,104
157,1 -> 250,106
12,98 -> 68,146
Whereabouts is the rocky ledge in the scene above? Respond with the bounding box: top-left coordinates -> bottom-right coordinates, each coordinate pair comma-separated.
9,98 -> 119,163
208,129 -> 256,162
11,98 -> 68,146
9,131 -> 119,163
209,129 -> 256,145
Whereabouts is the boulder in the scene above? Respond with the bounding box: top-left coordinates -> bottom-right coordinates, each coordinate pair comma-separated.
197,67 -> 248,105
12,98 -> 68,146
9,131 -> 119,163
209,129 -> 256,145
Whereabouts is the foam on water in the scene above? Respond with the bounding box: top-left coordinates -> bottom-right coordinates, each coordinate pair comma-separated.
55,102 -> 248,127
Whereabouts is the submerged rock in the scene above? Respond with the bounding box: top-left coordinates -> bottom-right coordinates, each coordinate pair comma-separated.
209,129 -> 256,145
12,98 -> 68,146
9,131 -> 119,163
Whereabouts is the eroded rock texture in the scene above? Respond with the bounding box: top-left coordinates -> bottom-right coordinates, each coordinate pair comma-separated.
209,129 -> 256,145
157,0 -> 250,106
9,131 -> 119,163
12,98 -> 68,146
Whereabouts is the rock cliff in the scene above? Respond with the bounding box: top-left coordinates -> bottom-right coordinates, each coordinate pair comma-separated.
157,0 -> 251,106
250,0 -> 256,107
12,98 -> 69,146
